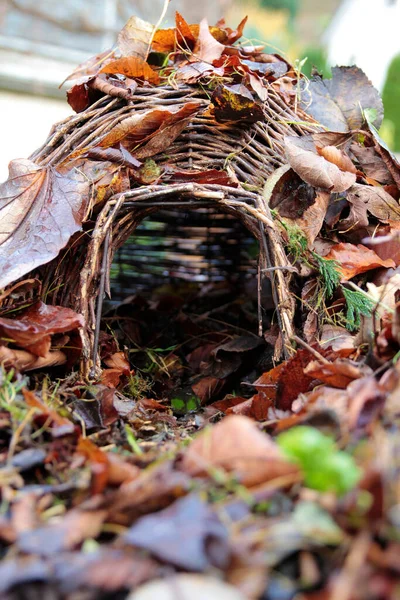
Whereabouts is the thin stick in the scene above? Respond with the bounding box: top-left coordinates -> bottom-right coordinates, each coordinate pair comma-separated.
146,0 -> 170,61
291,334 -> 330,364
91,229 -> 111,376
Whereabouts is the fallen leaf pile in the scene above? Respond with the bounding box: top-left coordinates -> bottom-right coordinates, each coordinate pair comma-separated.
1,8 -> 400,600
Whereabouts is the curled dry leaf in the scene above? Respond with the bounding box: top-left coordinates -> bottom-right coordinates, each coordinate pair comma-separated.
192,18 -> 225,64
117,16 -> 153,59
300,66 -> 383,132
152,12 -> 196,53
304,359 -> 371,389
180,415 -> 299,487
317,145 -> 357,174
0,159 -> 91,289
0,301 -> 83,357
345,184 -> 400,227
325,243 -> 396,280
99,102 -> 203,156
275,349 -> 318,410
100,58 -> 159,84
175,61 -> 224,84
364,232 -> 400,266
319,324 -> 356,357
0,346 -> 67,372
211,84 -> 263,124
284,136 -> 356,192
350,144 -> 394,184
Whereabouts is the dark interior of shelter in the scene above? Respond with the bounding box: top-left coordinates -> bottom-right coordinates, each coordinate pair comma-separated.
103,208 -> 273,407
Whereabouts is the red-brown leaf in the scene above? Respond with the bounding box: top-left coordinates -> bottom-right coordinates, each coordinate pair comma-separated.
99,102 -> 202,156
100,57 -> 159,84
325,243 -> 396,280
0,302 -> 84,357
180,415 -> 299,488
0,159 -> 91,289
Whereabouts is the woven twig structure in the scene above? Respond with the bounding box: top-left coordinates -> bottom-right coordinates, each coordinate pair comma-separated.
23,84 -> 320,375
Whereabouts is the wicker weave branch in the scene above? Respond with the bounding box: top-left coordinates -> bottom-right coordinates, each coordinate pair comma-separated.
22,83 -> 321,375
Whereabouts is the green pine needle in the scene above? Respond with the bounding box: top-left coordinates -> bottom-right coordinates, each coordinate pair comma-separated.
341,287 -> 376,331
312,253 -> 341,298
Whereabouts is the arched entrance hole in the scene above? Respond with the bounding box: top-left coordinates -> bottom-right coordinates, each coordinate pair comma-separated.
101,205 -> 273,403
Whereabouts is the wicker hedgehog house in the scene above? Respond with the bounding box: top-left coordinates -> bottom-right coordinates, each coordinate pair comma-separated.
0,15 -> 331,375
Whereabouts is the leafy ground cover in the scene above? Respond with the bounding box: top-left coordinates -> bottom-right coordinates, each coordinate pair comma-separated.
0,8 -> 400,600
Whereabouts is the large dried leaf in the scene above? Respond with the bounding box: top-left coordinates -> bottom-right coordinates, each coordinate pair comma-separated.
317,145 -> 357,174
124,494 -> 229,571
350,144 -> 394,184
276,349 -> 317,410
152,17 -> 226,54
152,12 -> 196,53
300,66 -> 383,132
0,301 -> 83,357
211,84 -> 263,124
0,159 -> 91,289
175,61 -> 224,84
99,102 -> 202,155
284,136 -> 356,192
304,359 -> 371,389
180,415 -> 299,487
192,18 -> 225,64
100,57 -> 159,84
118,16 -> 153,59
340,183 -> 400,231
265,166 -> 330,245
325,243 -> 396,280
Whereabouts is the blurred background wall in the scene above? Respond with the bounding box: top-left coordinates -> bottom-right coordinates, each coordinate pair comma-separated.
0,0 -> 399,181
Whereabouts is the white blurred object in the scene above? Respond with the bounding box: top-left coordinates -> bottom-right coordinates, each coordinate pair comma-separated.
0,91 -> 71,182
128,574 -> 246,600
324,0 -> 400,91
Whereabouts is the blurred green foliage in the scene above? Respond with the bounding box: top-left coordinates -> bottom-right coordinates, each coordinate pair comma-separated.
259,0 -> 299,23
300,46 -> 330,79
382,54 -> 400,151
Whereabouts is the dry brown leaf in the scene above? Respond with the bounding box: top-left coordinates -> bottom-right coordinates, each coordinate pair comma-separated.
319,325 -> 356,357
100,57 -> 159,84
0,301 -> 84,357
152,12 -> 196,53
285,190 -> 330,246
0,159 -> 91,289
304,359 -> 370,389
300,66 -> 383,132
317,145 -> 357,174
99,102 -> 202,152
284,136 -> 356,192
192,19 -> 225,64
325,243 -> 396,280
350,144 -> 394,184
346,184 -> 400,224
117,16 -> 154,59
0,346 -> 67,372
180,415 -> 299,488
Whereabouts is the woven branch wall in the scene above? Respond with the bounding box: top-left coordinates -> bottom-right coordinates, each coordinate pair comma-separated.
17,84 -> 320,373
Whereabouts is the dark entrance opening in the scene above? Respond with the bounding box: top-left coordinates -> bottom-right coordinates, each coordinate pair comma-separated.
102,207 -> 273,408
109,207 -> 259,302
